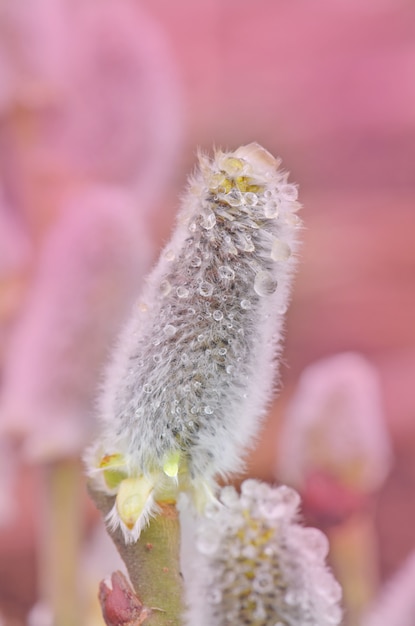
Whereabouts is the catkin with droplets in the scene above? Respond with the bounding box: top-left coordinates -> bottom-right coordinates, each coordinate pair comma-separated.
87,143 -> 302,542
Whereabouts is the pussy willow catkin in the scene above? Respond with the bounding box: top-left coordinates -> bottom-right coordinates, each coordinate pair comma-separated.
87,143 -> 301,542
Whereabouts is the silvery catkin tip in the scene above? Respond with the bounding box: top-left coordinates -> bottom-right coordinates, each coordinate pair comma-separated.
86,143 -> 302,542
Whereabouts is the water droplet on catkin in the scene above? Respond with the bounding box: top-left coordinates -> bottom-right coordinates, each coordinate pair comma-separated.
160,279 -> 171,297
164,249 -> 175,261
254,271 -> 278,296
244,192 -> 258,206
264,200 -> 279,219
164,324 -> 177,337
201,209 -> 216,230
280,183 -> 298,201
198,281 -> 214,297
218,265 -> 235,280
177,286 -> 189,298
271,238 -> 291,261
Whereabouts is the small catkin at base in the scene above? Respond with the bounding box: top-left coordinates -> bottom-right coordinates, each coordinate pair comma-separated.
185,480 -> 343,626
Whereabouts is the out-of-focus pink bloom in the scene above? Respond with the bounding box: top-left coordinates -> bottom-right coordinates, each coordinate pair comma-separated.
56,0 -> 183,204
276,353 -> 393,523
0,0 -> 183,225
0,186 -> 153,460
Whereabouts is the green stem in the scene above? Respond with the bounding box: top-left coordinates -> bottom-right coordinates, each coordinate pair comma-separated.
88,485 -> 183,626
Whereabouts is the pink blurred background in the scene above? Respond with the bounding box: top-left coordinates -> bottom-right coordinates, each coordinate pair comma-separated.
0,0 -> 414,623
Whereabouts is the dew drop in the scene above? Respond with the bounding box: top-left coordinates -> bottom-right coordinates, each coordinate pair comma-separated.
164,249 -> 175,262
164,324 -> 177,337
198,281 -> 214,297
271,238 -> 291,261
280,183 -> 298,201
244,192 -> 258,206
237,233 -> 255,252
226,365 -> 234,374
177,286 -> 189,298
200,209 -> 216,230
240,299 -> 251,310
264,200 -> 279,219
188,220 -> 197,232
190,256 -> 202,268
221,156 -> 245,176
254,271 -> 278,296
218,348 -> 227,356
204,405 -> 214,414
160,279 -> 171,297
143,383 -> 153,394
153,355 -> 161,363
226,189 -> 243,207
197,334 -> 205,342
285,213 -> 302,227
218,265 -> 235,280
212,310 -> 223,321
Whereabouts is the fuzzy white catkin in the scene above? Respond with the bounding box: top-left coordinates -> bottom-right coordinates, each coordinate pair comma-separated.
184,480 -> 343,626
88,143 -> 301,540
0,185 -> 153,459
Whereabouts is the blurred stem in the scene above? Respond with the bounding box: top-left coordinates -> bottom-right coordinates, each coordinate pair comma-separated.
88,485 -> 183,626
329,510 -> 379,626
38,459 -> 83,626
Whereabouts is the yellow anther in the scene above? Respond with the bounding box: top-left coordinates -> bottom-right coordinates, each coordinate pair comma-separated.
235,176 -> 261,193
99,452 -> 126,469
